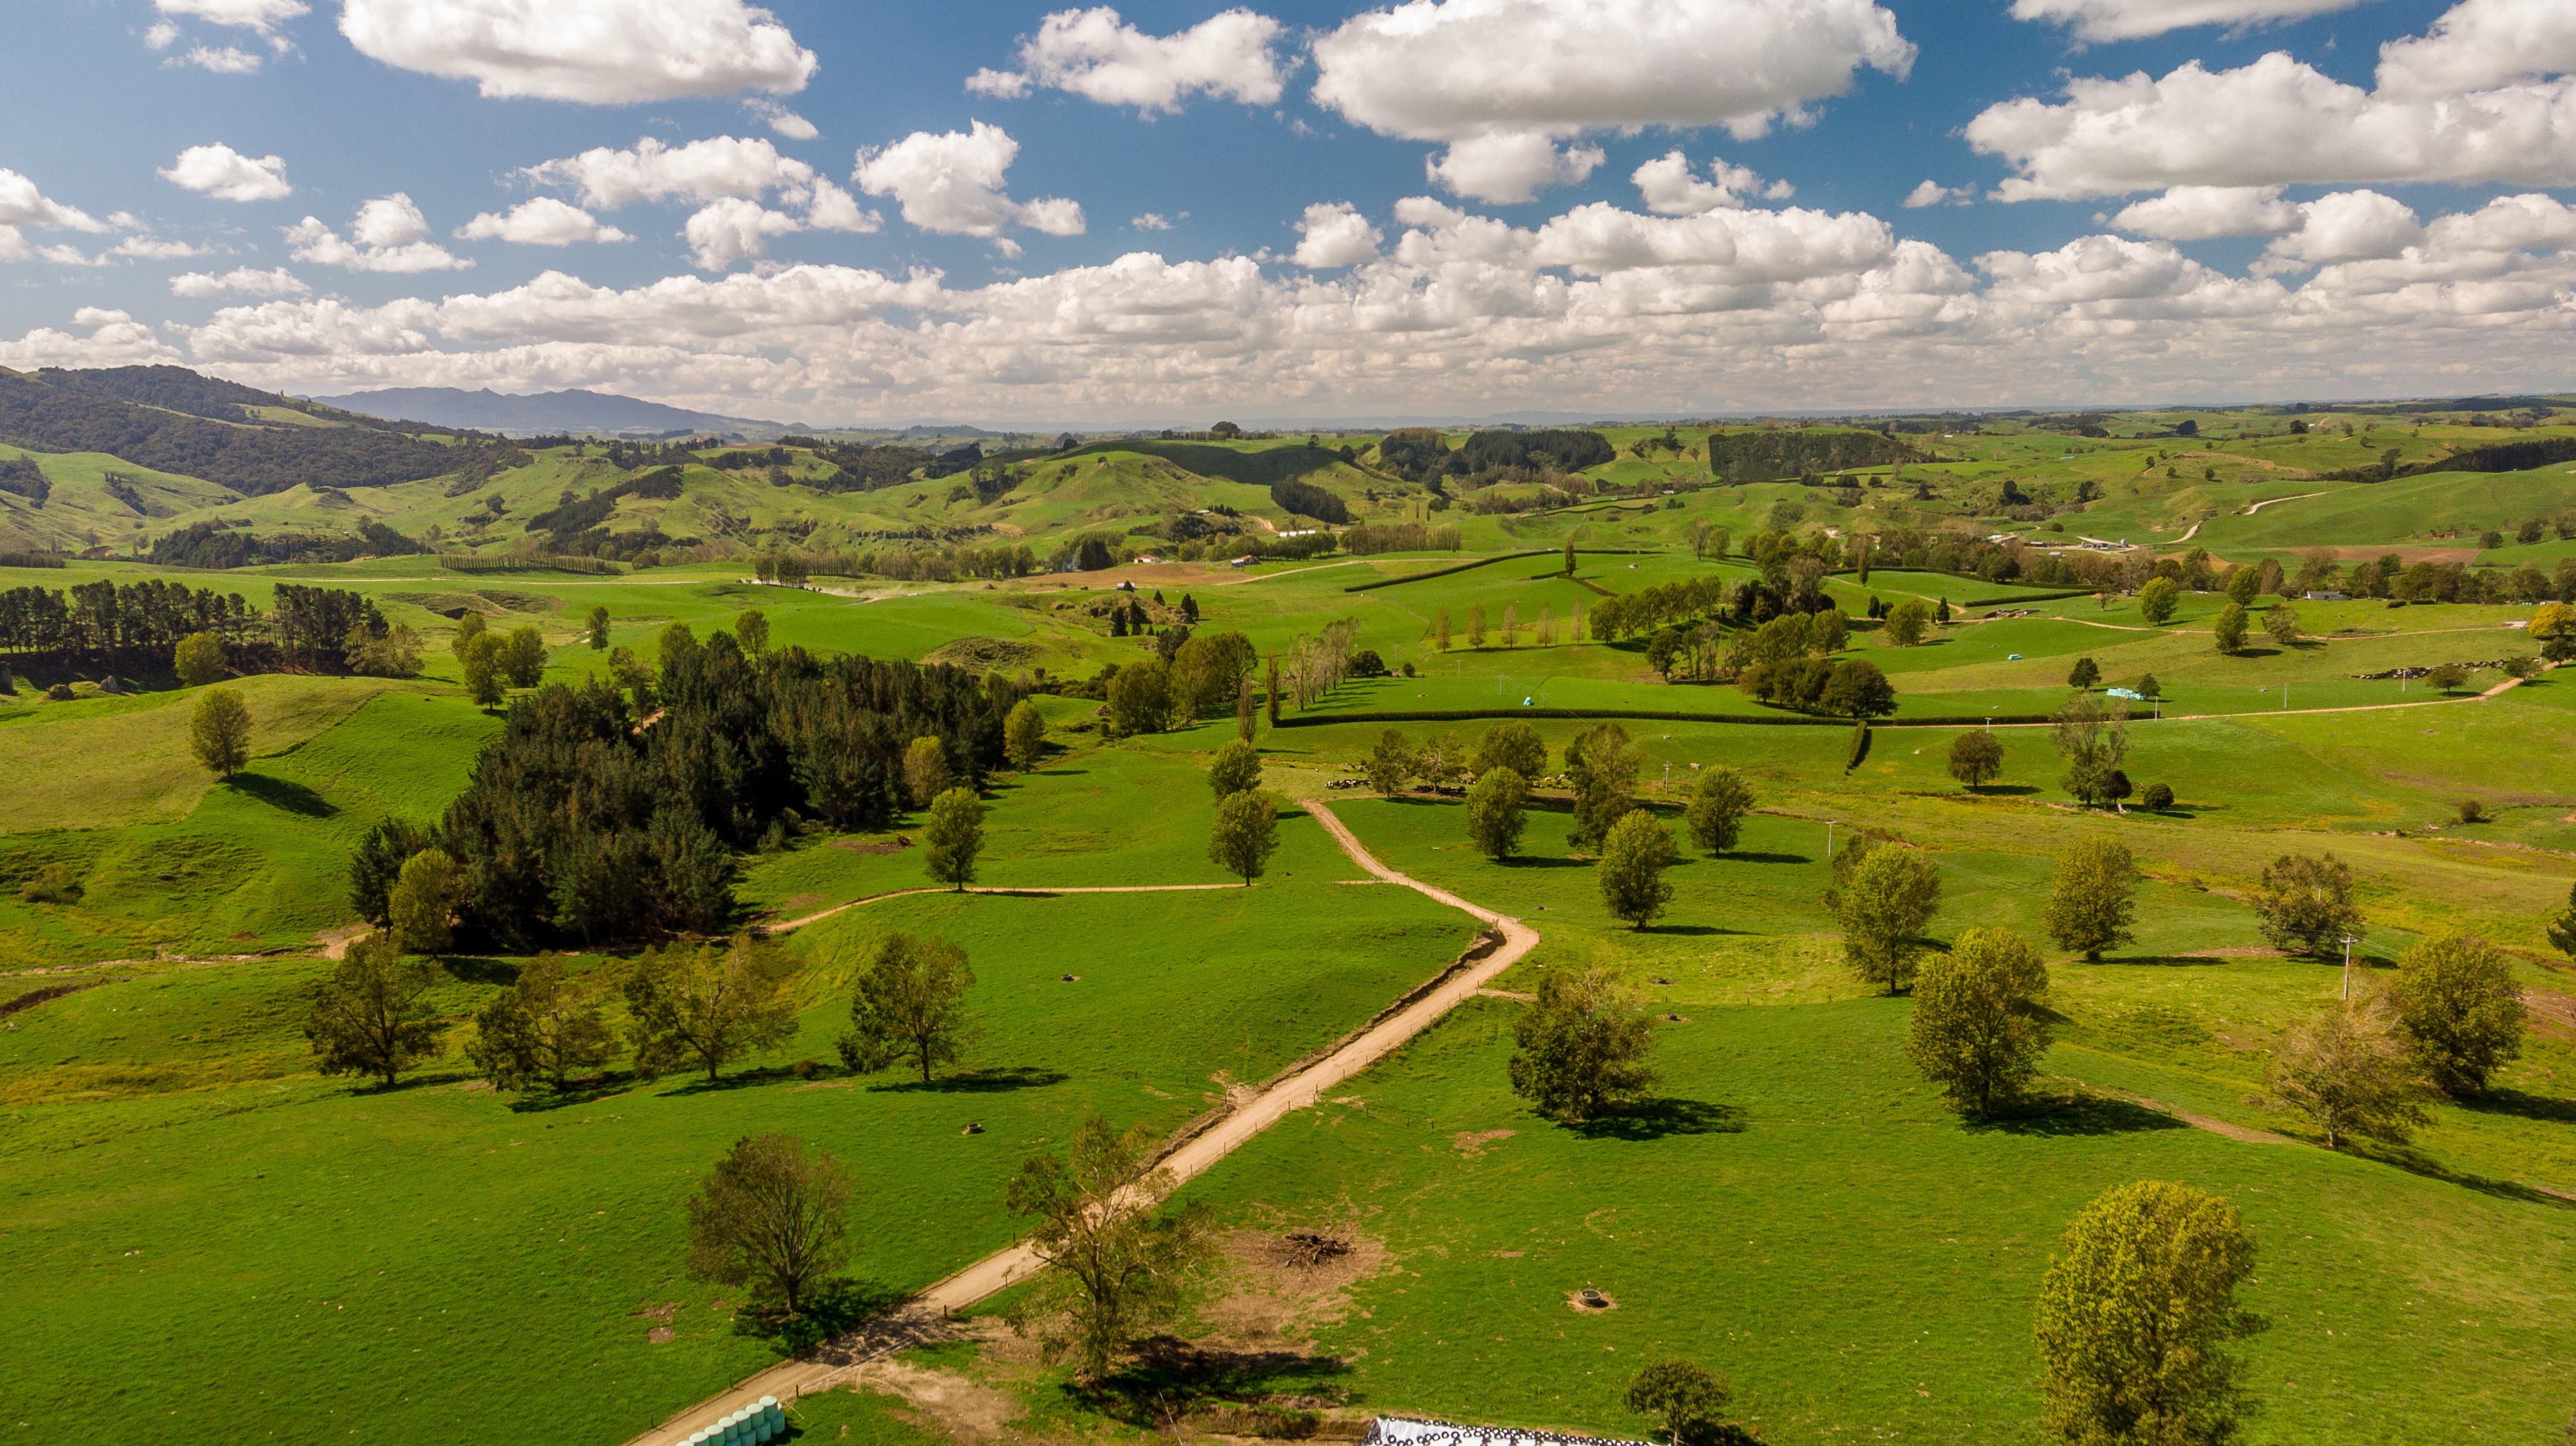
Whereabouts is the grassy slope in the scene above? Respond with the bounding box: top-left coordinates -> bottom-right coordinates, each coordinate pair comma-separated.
0,752 -> 1472,1446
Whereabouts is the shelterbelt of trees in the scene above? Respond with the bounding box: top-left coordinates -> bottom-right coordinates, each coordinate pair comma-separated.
0,578 -> 387,669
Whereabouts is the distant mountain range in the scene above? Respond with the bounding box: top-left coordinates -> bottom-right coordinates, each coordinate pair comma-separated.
304,386 -> 794,440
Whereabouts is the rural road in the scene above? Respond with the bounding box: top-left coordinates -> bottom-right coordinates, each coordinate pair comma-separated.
619,798 -> 1540,1446
2242,491 -> 2327,515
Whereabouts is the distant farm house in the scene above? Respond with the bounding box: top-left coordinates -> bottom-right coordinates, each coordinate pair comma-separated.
1365,1418 -> 1651,1446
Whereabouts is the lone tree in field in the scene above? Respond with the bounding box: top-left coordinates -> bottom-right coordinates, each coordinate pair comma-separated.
585,605 -> 610,649
685,1133 -> 852,1321
1508,962 -> 1658,1123
1598,808 -> 1679,929
1466,765 -> 1529,861
1564,722 -> 1639,850
500,625 -> 547,689
466,955 -> 616,1093
839,933 -> 976,1084
1947,730 -> 2004,792
386,847 -> 458,954
2252,852 -> 2361,956
1005,698 -> 1047,771
1208,789 -> 1279,885
1685,766 -> 1754,853
1884,600 -> 1931,645
2136,577 -> 2181,625
1835,845 -> 1942,993
2052,694 -> 2129,809
2212,600 -> 2250,654
2068,656 -> 2101,690
1908,927 -> 2052,1120
1472,721 -> 1548,780
461,630 -> 507,708
174,631 -> 226,687
2264,602 -> 2302,648
624,934 -> 799,1083
1625,1359 -> 1744,1446
190,687 -> 252,778
903,736 -> 954,809
1207,736 -> 1263,798
1365,727 -> 1415,799
2425,662 -> 2469,694
2257,999 -> 2426,1149
305,933 -> 445,1089
1005,1113 -> 1214,1383
2035,1181 -> 2263,1446
2390,932 -> 2525,1097
734,608 -> 769,657
2043,838 -> 2138,962
923,786 -> 985,891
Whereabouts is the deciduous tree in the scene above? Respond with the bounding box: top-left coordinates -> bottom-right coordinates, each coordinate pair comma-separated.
1625,1360 -> 1742,1446
2264,602 -> 2301,647
1947,729 -> 2004,791
685,1133 -> 852,1321
1466,765 -> 1529,861
174,630 -> 227,687
2068,656 -> 2101,690
500,625 -> 548,688
734,608 -> 769,657
2052,694 -> 2129,808
2043,838 -> 2138,962
387,847 -> 458,954
1684,766 -> 1754,854
838,933 -> 976,1084
1835,845 -> 1942,993
2257,999 -> 2426,1149
1471,721 -> 1547,780
2252,852 -> 2361,957
189,687 -> 251,778
2547,881 -> 2576,962
585,605 -> 610,649
2138,577 -> 2181,624
1598,809 -> 1679,929
2390,932 -> 2525,1097
2212,601 -> 2249,654
1207,736 -> 1263,799
1005,698 -> 1046,771
2035,1181 -> 2262,1446
1208,789 -> 1278,885
923,787 -> 985,891
1005,1114 -> 1214,1382
305,933 -> 445,1089
466,955 -> 615,1092
1885,600 -> 1931,645
461,629 -> 507,708
1907,927 -> 2051,1120
1364,727 -> 1415,799
1508,963 -> 1658,1123
1564,722 -> 1637,850
625,934 -> 799,1083
903,736 -> 954,808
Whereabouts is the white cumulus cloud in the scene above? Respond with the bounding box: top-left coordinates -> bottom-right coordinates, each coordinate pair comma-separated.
1632,150 -> 1789,215
0,307 -> 182,369
113,236 -> 219,259
172,45 -> 265,73
2377,0 -> 2576,99
1131,212 -> 1175,231
855,122 -> 1085,241
1312,0 -> 1914,203
2008,0 -> 2370,43
1292,202 -> 1382,268
171,265 -> 311,297
966,6 -> 1287,114
744,96 -> 819,139
1966,52 -> 2576,199
1902,180 -> 1974,208
681,198 -> 805,270
339,0 -> 817,104
522,135 -> 815,209
0,169 -> 108,232
288,194 -> 473,272
2111,185 -> 2301,238
458,197 -> 633,246
2254,188 -> 2425,272
159,143 -> 292,202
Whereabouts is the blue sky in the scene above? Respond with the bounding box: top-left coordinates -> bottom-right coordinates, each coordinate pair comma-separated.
1,0 -> 2569,425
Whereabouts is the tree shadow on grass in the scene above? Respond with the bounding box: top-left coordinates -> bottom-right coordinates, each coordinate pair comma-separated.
1965,784 -> 2041,797
1978,1094 -> 2192,1137
1075,1336 -> 1356,1431
438,955 -> 522,986
1637,923 -> 1727,936
864,1065 -> 1071,1095
1723,851 -> 1813,865
505,1079 -> 642,1114
2346,1139 -> 2576,1209
227,772 -> 335,817
732,1276 -> 909,1354
2096,953 -> 2228,968
1501,855 -> 1594,870
1568,1097 -> 1746,1141
2458,1088 -> 2576,1126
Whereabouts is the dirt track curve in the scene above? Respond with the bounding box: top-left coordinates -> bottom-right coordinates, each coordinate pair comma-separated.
619,798 -> 1540,1446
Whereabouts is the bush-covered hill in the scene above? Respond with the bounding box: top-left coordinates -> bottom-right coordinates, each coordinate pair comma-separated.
0,367 -> 501,496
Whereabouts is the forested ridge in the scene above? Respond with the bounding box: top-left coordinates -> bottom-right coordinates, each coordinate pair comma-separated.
0,367 -> 502,496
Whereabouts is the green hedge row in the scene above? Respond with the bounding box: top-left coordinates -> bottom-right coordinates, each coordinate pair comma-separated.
1275,706 -> 2057,729
1959,589 -> 2101,607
